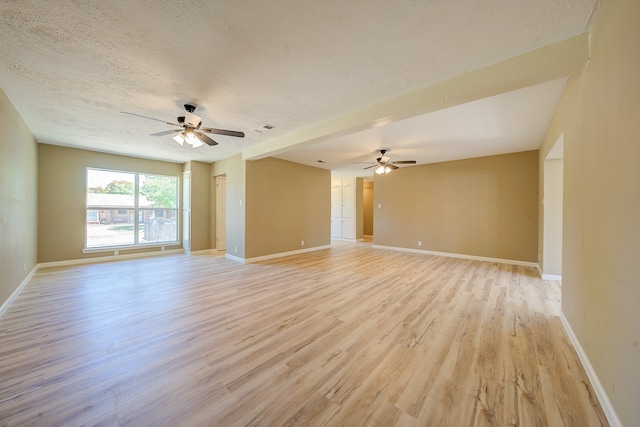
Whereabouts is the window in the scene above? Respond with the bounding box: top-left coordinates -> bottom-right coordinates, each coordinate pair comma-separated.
87,210 -> 98,223
86,169 -> 178,249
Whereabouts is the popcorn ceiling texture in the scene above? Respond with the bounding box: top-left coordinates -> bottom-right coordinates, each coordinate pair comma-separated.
0,0 -> 597,163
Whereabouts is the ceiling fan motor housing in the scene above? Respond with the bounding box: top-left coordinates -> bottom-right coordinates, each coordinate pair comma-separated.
184,111 -> 202,128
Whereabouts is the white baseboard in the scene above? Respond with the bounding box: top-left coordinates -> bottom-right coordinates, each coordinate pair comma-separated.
0,266 -> 37,319
371,245 -> 538,268
536,264 -> 562,281
227,245 -> 332,264
559,313 -> 622,427
225,253 -> 245,263
37,248 -> 185,269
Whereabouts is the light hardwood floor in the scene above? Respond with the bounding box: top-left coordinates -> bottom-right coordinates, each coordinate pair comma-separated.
0,241 -> 608,426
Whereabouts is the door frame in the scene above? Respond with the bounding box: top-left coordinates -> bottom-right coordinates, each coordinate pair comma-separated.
215,175 -> 227,251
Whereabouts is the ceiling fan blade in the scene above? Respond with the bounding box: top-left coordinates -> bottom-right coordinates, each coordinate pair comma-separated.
353,161 -> 375,164
392,160 -> 417,164
196,132 -> 218,146
121,111 -> 179,127
200,127 -> 245,138
387,164 -> 399,170
363,164 -> 377,170
150,129 -> 183,136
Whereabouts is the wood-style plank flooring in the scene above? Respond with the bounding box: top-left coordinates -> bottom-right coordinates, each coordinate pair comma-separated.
0,241 -> 608,426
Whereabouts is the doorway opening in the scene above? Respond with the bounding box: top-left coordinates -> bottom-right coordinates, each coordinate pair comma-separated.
363,181 -> 374,239
542,134 -> 563,280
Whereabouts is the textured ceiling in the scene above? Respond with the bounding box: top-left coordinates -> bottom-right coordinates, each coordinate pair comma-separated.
276,78 -> 568,178
0,0 -> 598,168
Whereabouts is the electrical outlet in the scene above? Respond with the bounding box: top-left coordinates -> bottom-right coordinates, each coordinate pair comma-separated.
235,247 -> 238,253
418,241 -> 422,247
301,240 -> 305,246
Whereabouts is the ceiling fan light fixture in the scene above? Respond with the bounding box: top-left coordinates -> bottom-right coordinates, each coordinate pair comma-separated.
375,165 -> 394,174
175,130 -> 203,147
172,133 -> 185,145
184,130 -> 197,145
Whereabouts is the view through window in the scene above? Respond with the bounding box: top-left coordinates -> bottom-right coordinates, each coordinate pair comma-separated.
86,169 -> 178,248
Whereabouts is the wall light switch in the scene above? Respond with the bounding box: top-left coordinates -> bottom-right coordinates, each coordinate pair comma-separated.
301,240 -> 305,246
235,246 -> 238,253
418,241 -> 422,247
378,203 -> 382,209
240,199 -> 243,206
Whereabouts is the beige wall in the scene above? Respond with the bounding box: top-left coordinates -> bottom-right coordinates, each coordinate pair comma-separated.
0,88 -> 38,308
38,145 -> 183,263
184,161 -> 211,252
374,151 -> 538,262
245,157 -> 330,259
538,0 -> 640,423
363,181 -> 374,235
212,154 -> 245,258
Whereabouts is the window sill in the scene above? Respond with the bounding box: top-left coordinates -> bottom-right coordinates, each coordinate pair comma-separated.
83,242 -> 181,255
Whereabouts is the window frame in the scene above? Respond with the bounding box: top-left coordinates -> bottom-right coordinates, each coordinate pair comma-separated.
85,168 -> 180,251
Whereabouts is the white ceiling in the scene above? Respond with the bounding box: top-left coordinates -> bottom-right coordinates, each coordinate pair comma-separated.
0,0 -> 598,171
276,78 -> 568,178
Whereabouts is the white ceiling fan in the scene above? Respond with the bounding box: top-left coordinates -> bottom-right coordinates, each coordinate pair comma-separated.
356,149 -> 417,174
122,104 -> 244,148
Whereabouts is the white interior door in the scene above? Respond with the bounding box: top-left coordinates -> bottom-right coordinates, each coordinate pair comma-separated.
331,219 -> 342,238
331,187 -> 343,237
342,187 -> 355,219
342,218 -> 356,239
331,187 -> 343,218
182,171 -> 191,253
216,176 -> 227,251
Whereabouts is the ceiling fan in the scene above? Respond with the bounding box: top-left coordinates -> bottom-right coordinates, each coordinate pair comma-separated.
121,104 -> 244,147
357,149 -> 416,174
